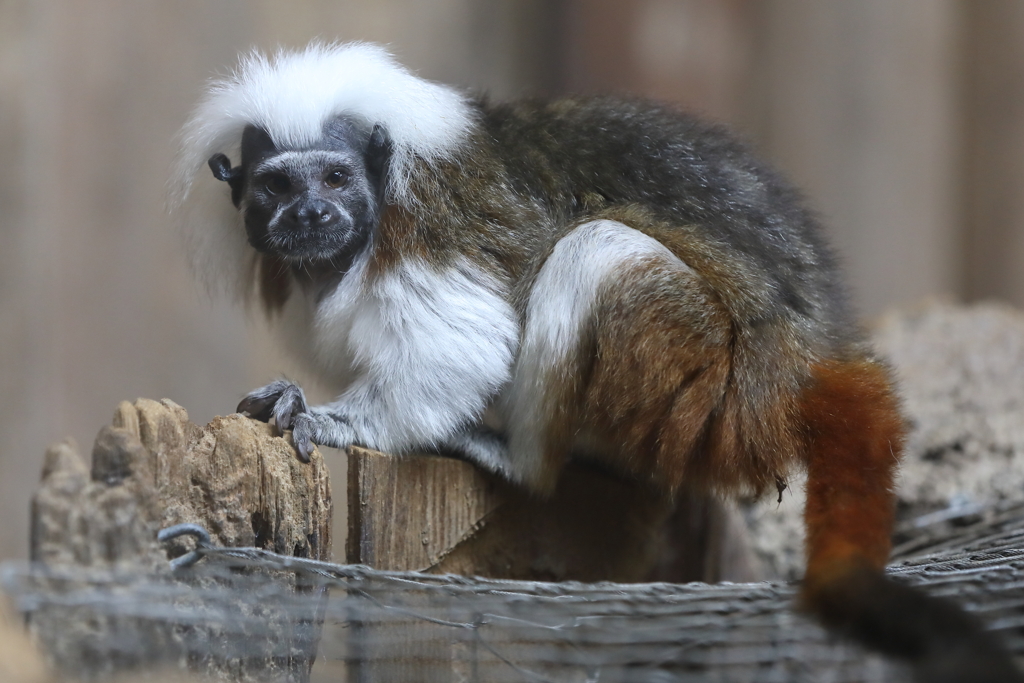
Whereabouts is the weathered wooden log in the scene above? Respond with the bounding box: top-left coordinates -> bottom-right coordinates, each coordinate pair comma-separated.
28,398 -> 332,682
346,446 -> 759,584
345,446 -> 763,682
349,447 -> 663,581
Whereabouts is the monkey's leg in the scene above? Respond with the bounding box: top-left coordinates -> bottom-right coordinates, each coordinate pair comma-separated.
501,218 -> 733,493
801,359 -> 1022,682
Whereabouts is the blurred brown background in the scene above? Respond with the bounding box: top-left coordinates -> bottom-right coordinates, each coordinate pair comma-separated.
2,0 -> 1023,563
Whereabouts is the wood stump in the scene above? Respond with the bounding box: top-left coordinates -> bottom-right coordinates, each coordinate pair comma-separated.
345,446 -> 760,682
347,446 -> 759,583
29,398 -> 332,682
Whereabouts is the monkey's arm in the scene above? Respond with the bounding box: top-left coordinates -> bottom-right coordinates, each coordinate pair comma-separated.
239,259 -> 521,462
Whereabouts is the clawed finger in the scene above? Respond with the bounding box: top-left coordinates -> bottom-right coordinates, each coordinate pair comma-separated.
294,431 -> 314,462
271,384 -> 307,431
292,413 -> 319,462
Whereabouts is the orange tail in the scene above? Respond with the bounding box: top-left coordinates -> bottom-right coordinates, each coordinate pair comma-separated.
802,359 -> 901,587
800,359 -> 1021,681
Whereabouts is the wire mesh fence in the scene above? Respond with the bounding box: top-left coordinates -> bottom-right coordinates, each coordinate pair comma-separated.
5,502 -> 1024,682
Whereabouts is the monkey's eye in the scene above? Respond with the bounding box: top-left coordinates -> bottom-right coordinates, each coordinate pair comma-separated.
263,173 -> 291,196
324,169 -> 350,189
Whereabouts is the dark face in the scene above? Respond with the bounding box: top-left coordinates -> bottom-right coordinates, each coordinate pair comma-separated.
209,118 -> 390,266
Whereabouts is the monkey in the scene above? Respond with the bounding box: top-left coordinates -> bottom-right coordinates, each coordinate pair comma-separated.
171,42 -> 1021,681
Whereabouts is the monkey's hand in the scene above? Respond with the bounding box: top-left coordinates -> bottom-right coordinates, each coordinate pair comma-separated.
237,380 -> 355,462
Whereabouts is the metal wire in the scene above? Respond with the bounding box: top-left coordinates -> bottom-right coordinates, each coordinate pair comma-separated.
4,503 -> 1024,682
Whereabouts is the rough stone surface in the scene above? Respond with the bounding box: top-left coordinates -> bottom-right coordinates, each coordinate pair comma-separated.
745,302 -> 1024,579
878,302 -> 1024,514
28,398 -> 333,681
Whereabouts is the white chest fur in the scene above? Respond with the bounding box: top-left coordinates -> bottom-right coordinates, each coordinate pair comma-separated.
284,255 -> 520,451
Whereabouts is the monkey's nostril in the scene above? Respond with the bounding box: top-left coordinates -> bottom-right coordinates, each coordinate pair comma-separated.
291,201 -> 334,228
306,210 -> 332,227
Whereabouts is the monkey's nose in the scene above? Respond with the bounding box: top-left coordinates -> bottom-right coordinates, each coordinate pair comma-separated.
290,200 -> 335,228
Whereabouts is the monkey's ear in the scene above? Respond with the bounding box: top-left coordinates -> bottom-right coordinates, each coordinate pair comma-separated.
366,124 -> 392,182
208,153 -> 245,208
208,153 -> 235,181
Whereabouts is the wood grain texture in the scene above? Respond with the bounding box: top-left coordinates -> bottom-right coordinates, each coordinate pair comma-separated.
346,446 -> 761,584
346,446 -> 500,572
962,1 -> 1024,307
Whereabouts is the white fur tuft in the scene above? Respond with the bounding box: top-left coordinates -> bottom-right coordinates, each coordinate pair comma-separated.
169,42 -> 476,298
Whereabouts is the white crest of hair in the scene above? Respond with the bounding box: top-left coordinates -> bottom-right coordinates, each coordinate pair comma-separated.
295,255 -> 518,453
170,41 -> 475,298
500,220 -> 688,487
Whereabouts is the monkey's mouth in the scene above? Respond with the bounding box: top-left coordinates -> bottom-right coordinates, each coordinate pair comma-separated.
251,225 -> 369,264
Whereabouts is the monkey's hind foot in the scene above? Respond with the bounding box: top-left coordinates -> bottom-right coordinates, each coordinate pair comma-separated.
434,426 -> 513,480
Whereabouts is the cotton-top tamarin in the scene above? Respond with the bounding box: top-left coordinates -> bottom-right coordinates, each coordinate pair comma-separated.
171,42 -> 1021,681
